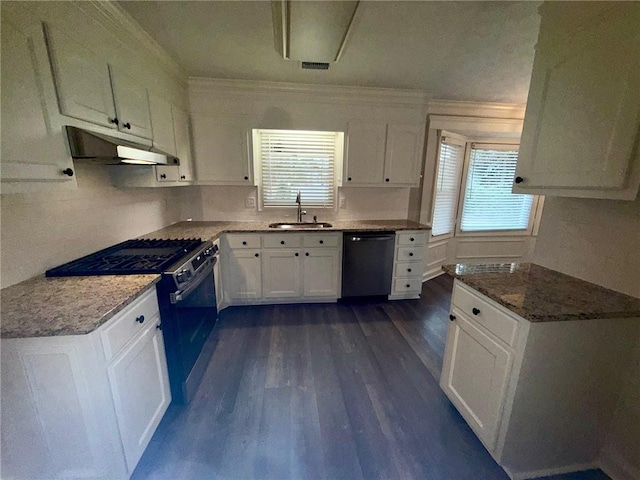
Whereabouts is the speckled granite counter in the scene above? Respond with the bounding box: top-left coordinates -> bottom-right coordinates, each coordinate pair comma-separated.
139,219 -> 429,241
443,263 -> 640,322
1,274 -> 160,338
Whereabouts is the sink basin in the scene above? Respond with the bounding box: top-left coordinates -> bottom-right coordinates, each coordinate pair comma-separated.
268,222 -> 333,229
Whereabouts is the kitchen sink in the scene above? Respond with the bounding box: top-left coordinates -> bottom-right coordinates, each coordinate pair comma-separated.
268,222 -> 333,229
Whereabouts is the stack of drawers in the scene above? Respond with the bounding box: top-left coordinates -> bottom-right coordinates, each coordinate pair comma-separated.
389,230 -> 426,299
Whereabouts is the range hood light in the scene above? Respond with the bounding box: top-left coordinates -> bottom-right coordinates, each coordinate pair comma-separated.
120,159 -> 158,165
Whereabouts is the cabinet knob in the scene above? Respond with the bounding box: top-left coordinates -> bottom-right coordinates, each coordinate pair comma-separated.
123,122 -> 131,129
160,174 -> 167,179
295,252 -> 299,257
410,237 -> 415,242
514,176 -> 524,184
156,323 -> 162,330
305,252 -> 310,256
136,315 -> 145,324
62,168 -> 74,177
348,177 -> 352,181
406,284 -> 411,288
173,158 -> 179,165
244,176 -> 249,180
109,117 -> 119,126
319,240 -> 324,244
409,252 -> 414,257
255,253 -> 259,257
407,268 -> 412,272
449,314 -> 456,321
181,175 -> 186,180
472,307 -> 480,315
385,178 -> 390,182
280,240 -> 285,245
242,241 -> 247,245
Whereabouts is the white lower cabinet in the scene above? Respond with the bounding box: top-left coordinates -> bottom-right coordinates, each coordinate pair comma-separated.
441,281 -> 640,478
0,288 -> 170,480
389,230 -> 426,299
222,233 -> 341,306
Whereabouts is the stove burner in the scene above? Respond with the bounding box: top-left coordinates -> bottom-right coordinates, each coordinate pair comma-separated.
46,238 -> 205,276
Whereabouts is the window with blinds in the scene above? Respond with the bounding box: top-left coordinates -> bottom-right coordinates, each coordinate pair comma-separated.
460,146 -> 534,232
431,137 -> 465,236
254,129 -> 341,208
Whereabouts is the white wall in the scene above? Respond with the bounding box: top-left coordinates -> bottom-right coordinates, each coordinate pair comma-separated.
532,195 -> 640,479
0,164 -> 194,288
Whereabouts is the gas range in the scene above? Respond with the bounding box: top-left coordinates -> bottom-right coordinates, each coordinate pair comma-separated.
45,238 -> 207,277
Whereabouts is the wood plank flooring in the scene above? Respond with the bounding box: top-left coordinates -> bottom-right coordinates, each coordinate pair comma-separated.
132,275 -> 610,480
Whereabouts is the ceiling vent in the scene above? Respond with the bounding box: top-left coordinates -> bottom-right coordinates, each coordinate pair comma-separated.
272,1 -> 360,65
301,62 -> 330,70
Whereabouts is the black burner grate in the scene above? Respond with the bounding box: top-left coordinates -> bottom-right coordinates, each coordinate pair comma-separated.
46,238 -> 204,276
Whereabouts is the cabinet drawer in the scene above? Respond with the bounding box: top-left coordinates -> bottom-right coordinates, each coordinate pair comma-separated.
396,246 -> 424,261
303,234 -> 339,248
394,261 -> 423,278
263,234 -> 301,249
392,278 -> 422,295
226,234 -> 261,249
101,288 -> 160,361
397,231 -> 426,246
452,283 -> 519,347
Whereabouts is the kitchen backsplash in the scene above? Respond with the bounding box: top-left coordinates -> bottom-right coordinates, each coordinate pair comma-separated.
0,163 -> 185,288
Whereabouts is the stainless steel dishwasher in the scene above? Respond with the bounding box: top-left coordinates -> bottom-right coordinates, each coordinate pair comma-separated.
342,232 -> 395,297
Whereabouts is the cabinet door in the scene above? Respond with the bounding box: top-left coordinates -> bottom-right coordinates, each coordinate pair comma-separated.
45,26 -> 116,129
192,114 -> 252,185
148,94 -> 177,157
0,10 -> 76,191
262,250 -> 302,298
155,166 -> 179,183
107,320 -> 170,473
516,7 -> 640,194
225,250 -> 262,301
109,66 -> 153,140
440,311 -> 512,450
303,248 -> 340,297
172,107 -> 194,182
345,122 -> 386,185
384,123 -> 423,186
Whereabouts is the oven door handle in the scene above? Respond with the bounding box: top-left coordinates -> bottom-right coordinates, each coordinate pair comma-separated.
170,257 -> 216,304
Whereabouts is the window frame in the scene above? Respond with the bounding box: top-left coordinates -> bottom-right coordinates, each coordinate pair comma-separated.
252,128 -> 344,212
455,140 -> 541,237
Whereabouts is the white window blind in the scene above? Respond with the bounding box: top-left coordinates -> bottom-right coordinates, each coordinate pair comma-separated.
256,129 -> 339,208
431,138 -> 465,236
460,146 -> 534,232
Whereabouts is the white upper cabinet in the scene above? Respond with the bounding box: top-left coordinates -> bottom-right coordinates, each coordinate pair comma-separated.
345,122 -> 387,184
173,107 -> 194,182
108,66 -> 153,140
148,93 -> 177,157
345,121 -> 424,187
0,6 -> 77,192
45,25 -> 117,129
515,3 -> 640,200
192,114 -> 252,185
384,123 -> 424,185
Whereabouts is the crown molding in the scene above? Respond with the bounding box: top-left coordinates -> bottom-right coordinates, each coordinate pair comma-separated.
427,99 -> 526,120
74,1 -> 187,83
188,77 -> 432,108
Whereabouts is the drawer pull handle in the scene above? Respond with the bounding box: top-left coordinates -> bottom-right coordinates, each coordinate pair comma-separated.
449,314 -> 456,321
136,315 -> 145,324
472,307 -> 480,315
409,252 -> 414,257
242,241 -> 247,245
280,240 -> 285,245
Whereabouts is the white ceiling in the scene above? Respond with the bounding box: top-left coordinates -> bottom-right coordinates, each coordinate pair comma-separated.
118,1 -> 541,104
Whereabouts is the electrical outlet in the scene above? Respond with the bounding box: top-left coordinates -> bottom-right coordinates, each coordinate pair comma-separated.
245,197 -> 256,208
339,197 -> 347,209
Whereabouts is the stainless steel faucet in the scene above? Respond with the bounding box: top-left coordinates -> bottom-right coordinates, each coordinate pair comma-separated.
296,190 -> 307,223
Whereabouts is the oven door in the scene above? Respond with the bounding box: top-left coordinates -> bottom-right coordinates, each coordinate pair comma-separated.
163,257 -> 218,403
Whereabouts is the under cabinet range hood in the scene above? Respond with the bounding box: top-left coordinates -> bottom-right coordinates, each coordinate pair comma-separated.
65,126 -> 174,165
272,0 -> 360,66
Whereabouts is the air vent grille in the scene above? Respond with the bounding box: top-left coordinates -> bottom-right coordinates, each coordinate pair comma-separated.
301,62 -> 330,70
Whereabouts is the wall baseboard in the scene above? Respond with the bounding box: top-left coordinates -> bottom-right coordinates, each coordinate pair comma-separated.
423,268 -> 445,282
600,449 -> 640,480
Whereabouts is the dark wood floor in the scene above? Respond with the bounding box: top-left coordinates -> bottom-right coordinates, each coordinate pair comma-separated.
132,275 -> 610,480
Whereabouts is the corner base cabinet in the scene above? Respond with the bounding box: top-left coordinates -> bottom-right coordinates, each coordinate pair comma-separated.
441,281 -> 640,479
0,288 -> 170,480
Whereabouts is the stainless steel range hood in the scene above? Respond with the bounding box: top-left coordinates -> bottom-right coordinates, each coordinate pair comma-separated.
66,126 -> 173,165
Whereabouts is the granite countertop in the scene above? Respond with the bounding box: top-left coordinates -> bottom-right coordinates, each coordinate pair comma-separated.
443,263 -> 640,323
140,219 -> 430,242
1,274 -> 160,338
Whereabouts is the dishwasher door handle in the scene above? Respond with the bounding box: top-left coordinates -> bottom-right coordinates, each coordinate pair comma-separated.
349,236 -> 394,242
